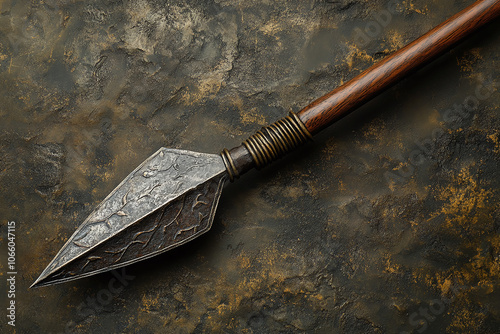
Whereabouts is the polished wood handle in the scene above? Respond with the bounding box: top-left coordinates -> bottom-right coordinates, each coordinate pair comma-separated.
297,0 -> 500,135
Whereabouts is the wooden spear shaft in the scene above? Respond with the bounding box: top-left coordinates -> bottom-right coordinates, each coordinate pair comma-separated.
298,0 -> 500,135
222,0 -> 500,180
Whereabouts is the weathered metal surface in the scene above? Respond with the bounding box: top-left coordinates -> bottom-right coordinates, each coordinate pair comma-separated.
0,0 -> 499,333
32,148 -> 227,287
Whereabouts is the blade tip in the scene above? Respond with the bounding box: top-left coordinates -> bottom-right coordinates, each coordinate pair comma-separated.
30,271 -> 52,289
29,278 -> 43,289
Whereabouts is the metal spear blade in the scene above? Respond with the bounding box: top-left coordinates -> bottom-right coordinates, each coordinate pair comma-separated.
31,148 -> 227,288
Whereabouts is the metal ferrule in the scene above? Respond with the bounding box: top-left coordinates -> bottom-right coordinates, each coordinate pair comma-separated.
221,112 -> 312,181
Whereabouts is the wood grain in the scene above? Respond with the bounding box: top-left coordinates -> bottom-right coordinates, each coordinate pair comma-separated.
297,0 -> 500,135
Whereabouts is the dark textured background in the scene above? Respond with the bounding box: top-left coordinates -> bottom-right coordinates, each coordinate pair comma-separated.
1,0 -> 499,333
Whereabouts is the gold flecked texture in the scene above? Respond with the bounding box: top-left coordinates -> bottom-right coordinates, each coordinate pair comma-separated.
0,0 -> 499,333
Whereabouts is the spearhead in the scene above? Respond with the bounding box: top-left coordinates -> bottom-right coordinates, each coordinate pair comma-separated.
31,148 -> 227,287
33,1 -> 500,287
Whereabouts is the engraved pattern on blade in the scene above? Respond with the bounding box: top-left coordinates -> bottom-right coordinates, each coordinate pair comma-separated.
39,174 -> 225,286
41,148 -> 226,277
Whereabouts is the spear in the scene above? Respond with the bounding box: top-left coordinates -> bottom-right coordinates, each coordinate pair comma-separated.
32,0 -> 500,288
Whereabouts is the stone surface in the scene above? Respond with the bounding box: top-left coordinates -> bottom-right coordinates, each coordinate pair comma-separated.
0,0 -> 499,333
